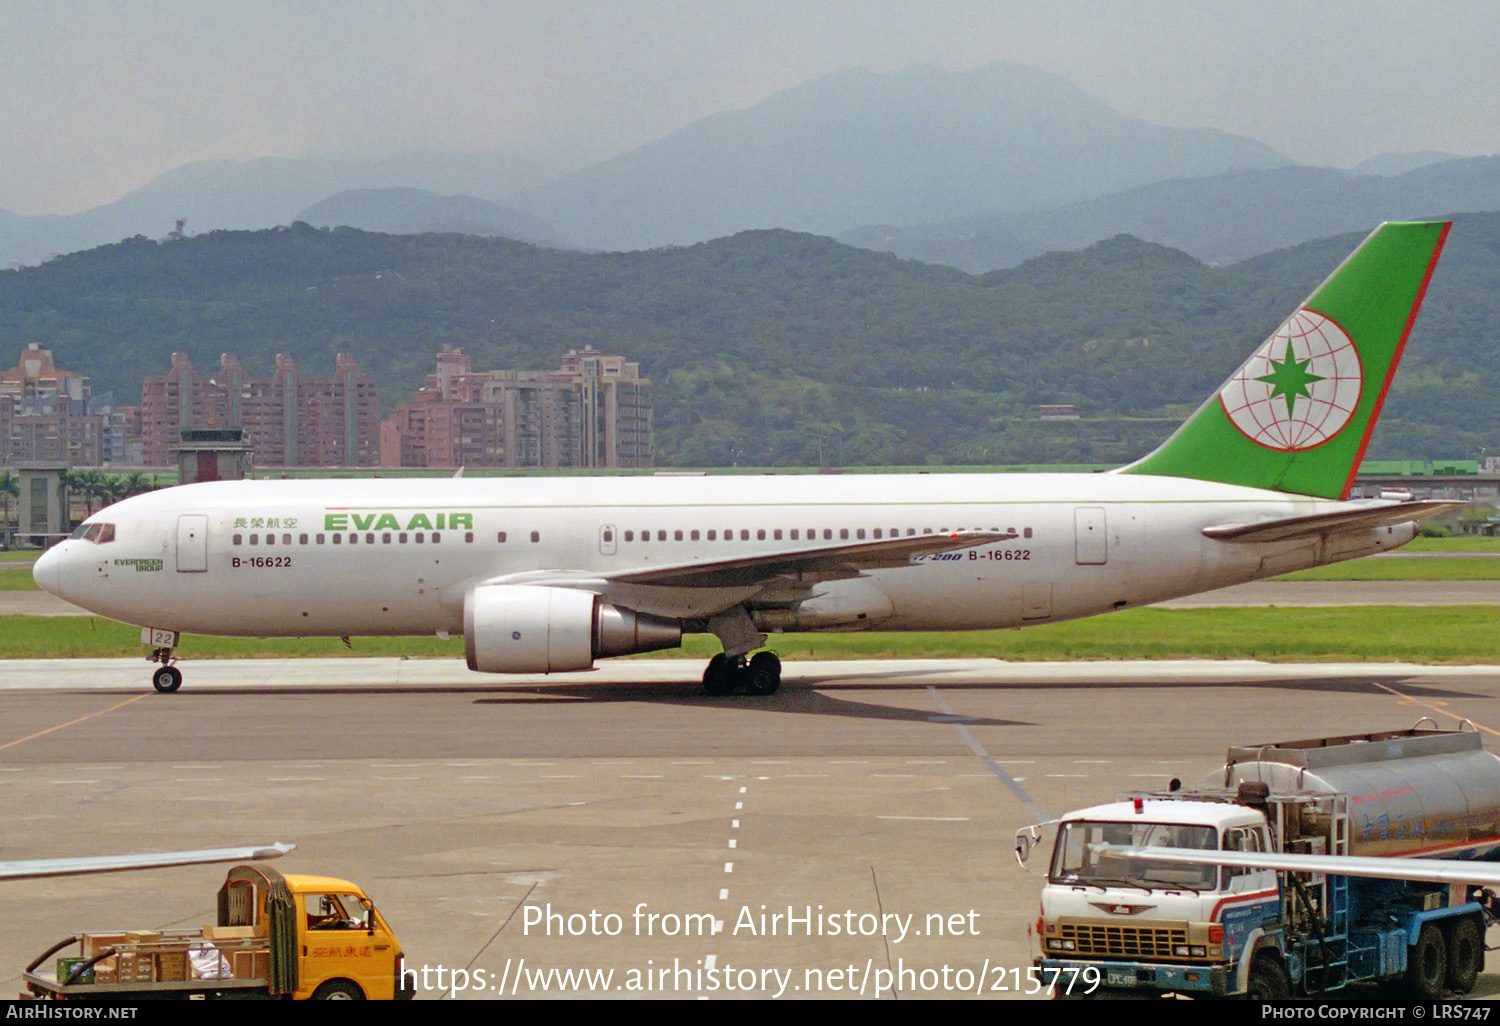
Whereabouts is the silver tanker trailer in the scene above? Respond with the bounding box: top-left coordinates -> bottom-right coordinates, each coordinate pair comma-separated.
1016,723 -> 1500,999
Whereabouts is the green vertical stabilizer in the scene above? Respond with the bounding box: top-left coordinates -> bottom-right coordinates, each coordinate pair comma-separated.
1119,221 -> 1449,499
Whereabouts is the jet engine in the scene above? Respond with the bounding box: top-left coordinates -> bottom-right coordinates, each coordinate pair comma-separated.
464,584 -> 682,673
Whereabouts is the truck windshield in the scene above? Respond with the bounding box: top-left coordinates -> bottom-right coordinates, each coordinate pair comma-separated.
1050,820 -> 1218,891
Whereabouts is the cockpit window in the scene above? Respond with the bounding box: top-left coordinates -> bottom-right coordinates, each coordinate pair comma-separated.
71,523 -> 116,544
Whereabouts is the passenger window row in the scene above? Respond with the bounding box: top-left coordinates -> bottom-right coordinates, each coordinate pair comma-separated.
617,526 -> 1033,542
229,525 -> 1036,547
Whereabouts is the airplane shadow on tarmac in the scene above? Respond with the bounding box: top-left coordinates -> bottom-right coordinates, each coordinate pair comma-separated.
179,673 -> 1477,728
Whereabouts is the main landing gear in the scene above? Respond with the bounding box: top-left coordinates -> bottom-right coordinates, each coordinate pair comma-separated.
699,606 -> 781,696
150,646 -> 182,693
702,651 -> 782,696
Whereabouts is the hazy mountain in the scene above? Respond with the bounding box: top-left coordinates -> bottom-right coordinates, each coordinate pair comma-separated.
1351,150 -> 1471,176
0,152 -> 554,268
841,156 -> 1500,272
516,62 -> 1292,252
297,188 -> 566,247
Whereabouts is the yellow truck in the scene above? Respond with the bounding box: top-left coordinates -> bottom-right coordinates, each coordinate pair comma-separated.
21,864 -> 413,1000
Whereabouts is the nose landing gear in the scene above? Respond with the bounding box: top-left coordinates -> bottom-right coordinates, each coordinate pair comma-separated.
148,641 -> 182,693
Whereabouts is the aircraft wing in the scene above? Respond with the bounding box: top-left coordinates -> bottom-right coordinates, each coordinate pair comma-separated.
477,531 -> 1017,620
1098,844 -> 1500,888
600,530 -> 1017,588
1202,500 -> 1464,544
0,842 -> 295,881
486,530 -> 1015,592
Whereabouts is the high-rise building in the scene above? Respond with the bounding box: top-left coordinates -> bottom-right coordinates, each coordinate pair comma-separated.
0,344 -> 109,466
140,353 -> 380,467
380,348 -> 652,469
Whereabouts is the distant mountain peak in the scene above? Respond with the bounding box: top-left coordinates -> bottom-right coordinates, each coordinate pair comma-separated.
516,62 -> 1292,252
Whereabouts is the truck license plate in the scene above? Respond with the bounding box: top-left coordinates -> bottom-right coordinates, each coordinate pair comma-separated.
1105,970 -> 1137,987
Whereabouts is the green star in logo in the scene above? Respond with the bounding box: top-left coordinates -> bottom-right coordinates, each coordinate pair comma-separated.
1256,341 -> 1324,418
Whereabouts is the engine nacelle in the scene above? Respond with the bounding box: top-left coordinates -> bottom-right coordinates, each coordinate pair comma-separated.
464,585 -> 682,673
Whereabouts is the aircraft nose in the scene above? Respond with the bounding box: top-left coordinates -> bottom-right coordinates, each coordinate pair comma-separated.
32,545 -> 64,598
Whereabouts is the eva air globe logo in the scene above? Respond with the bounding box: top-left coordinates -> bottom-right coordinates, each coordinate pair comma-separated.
1218,308 -> 1363,451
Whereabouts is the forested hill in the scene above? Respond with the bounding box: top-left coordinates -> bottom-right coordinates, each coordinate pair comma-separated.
1,215 -> 1497,467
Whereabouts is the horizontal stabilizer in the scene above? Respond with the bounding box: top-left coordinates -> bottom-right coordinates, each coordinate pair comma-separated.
1202,501 -> 1464,544
0,842 -> 295,881
1100,843 -> 1500,888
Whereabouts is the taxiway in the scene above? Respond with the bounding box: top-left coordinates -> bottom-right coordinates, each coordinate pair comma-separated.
3,657 -> 1500,999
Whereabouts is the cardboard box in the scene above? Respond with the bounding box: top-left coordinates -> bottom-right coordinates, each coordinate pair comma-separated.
56,958 -> 93,985
115,953 -> 154,984
91,957 -> 118,985
155,951 -> 188,982
203,925 -> 260,941
81,933 -> 128,959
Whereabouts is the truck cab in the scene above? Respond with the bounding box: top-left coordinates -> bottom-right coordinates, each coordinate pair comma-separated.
1035,797 -> 1280,997
285,874 -> 406,1000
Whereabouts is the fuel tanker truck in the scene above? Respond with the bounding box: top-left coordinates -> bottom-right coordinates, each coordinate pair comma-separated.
1014,723 -> 1500,999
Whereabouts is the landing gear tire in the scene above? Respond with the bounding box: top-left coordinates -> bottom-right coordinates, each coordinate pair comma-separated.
703,654 -> 738,696
152,665 -> 183,694
746,651 -> 782,696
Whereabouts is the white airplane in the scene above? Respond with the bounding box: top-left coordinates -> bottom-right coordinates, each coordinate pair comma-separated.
33,221 -> 1457,696
0,842 -> 294,881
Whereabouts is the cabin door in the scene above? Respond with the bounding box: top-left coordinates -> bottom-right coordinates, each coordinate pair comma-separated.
1074,507 -> 1107,565
176,514 -> 208,573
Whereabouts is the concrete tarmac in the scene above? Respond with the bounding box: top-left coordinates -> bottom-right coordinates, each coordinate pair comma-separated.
4,657 -> 1500,1000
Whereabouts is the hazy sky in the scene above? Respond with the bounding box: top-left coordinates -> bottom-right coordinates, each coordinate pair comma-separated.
3,0 -> 1497,215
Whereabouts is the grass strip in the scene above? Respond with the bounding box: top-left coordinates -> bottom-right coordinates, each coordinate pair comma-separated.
3,607 -> 1497,663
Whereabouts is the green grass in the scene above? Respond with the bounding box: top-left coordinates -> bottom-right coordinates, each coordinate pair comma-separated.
3,607 -> 1498,663
1279,559 -> 1500,581
1403,537 -> 1500,553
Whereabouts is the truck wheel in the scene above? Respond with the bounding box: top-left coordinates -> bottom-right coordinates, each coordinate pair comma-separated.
1445,915 -> 1483,994
1245,954 -> 1290,1000
311,980 -> 365,1000
1406,923 -> 1448,1000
